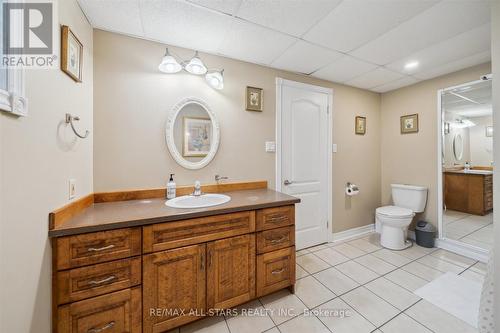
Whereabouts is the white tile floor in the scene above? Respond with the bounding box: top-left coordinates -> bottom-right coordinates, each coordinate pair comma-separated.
168,233 -> 484,333
443,210 -> 493,250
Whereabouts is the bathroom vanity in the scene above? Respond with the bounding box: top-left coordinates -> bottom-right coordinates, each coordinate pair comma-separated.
48,181 -> 299,333
444,169 -> 493,215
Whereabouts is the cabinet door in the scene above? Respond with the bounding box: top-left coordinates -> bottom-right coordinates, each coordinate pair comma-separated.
143,244 -> 206,333
57,287 -> 141,333
207,234 -> 256,309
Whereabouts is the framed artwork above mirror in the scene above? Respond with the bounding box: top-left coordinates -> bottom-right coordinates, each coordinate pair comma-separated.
166,97 -> 220,169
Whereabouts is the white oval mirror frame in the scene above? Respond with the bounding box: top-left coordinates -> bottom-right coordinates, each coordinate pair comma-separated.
165,97 -> 220,170
453,133 -> 463,161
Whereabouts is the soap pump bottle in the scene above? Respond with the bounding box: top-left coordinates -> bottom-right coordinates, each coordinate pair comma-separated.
166,174 -> 176,199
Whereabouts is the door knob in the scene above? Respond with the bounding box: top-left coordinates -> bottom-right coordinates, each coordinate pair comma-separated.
284,180 -> 293,186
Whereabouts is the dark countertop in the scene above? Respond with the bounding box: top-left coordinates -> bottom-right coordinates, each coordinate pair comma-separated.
49,188 -> 300,237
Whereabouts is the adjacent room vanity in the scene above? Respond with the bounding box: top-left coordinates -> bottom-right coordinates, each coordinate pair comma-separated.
49,182 -> 299,333
444,169 -> 493,215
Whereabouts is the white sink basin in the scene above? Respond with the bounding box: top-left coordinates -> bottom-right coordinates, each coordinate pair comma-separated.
165,194 -> 231,209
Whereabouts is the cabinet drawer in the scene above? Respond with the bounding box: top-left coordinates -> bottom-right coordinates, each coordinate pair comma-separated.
55,228 -> 142,270
56,257 -> 141,305
256,247 -> 295,297
256,206 -> 294,231
57,287 -> 141,333
257,226 -> 295,254
143,211 -> 255,253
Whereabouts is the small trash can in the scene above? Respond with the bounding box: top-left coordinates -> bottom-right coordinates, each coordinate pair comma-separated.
415,221 -> 436,248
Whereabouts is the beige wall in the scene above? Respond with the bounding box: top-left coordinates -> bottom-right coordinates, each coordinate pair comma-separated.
380,63 -> 491,227
93,30 -> 381,233
469,115 -> 493,167
0,1 -> 93,332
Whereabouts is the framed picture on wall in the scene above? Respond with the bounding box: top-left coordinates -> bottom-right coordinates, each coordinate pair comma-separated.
355,116 -> 366,135
61,25 -> 83,82
400,114 -> 419,134
486,126 -> 493,137
183,117 -> 212,157
246,86 -> 263,112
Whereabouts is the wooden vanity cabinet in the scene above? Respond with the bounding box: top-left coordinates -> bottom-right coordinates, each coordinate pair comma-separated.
143,244 -> 206,333
444,172 -> 493,215
52,204 -> 296,333
207,234 -> 256,309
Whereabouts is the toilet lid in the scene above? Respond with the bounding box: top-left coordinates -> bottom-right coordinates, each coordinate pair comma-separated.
376,206 -> 414,218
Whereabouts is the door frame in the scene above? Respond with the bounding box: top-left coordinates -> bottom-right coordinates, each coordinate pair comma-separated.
275,77 -> 333,243
436,77 -> 491,262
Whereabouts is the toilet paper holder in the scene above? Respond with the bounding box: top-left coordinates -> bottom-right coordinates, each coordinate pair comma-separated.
345,182 -> 360,196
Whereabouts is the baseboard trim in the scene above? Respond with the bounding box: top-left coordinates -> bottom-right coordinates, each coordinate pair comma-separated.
332,224 -> 375,244
436,238 -> 490,263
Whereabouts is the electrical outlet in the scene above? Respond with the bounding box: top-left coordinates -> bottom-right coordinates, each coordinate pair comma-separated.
69,179 -> 76,200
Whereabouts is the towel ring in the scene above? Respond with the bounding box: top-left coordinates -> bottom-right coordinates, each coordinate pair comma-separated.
65,113 -> 89,139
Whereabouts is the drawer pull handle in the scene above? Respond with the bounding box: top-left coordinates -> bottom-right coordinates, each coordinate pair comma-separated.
271,268 -> 285,275
87,244 -> 115,252
267,236 -> 286,244
268,216 -> 287,223
88,275 -> 116,286
87,321 -> 115,333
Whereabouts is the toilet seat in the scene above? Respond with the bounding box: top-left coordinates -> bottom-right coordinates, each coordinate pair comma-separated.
376,205 -> 414,218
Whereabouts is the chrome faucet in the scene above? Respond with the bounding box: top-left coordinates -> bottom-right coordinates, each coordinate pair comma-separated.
192,180 -> 202,196
215,174 -> 228,184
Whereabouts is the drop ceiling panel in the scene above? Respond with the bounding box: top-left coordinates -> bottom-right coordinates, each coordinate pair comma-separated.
217,19 -> 296,65
371,76 -> 419,93
236,0 -> 342,37
271,40 -> 342,74
387,24 -> 490,75
79,0 -> 143,36
140,0 -> 233,54
414,50 -> 491,80
303,0 -> 438,53
351,0 -> 491,65
311,56 -> 377,83
186,0 -> 242,15
345,67 -> 404,89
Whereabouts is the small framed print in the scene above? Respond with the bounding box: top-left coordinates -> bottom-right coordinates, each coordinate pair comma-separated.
355,116 -> 366,135
183,117 -> 212,157
401,114 -> 419,134
486,126 -> 493,137
61,25 -> 83,82
246,86 -> 263,112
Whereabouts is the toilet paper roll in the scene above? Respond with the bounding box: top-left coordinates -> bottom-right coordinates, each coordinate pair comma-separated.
345,183 -> 359,196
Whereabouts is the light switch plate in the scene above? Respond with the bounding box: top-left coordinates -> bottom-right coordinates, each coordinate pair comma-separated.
265,141 -> 276,153
332,144 -> 338,153
69,179 -> 76,200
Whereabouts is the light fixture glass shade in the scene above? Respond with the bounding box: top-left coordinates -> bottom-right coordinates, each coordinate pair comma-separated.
205,70 -> 224,90
158,48 -> 182,73
185,51 -> 207,75
451,118 -> 476,129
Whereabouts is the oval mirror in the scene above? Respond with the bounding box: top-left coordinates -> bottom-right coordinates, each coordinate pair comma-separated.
453,133 -> 463,161
166,98 -> 220,169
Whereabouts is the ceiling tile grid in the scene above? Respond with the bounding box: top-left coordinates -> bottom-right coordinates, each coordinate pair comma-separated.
78,0 -> 492,93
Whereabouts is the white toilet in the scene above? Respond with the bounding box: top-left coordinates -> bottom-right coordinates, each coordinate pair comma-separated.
376,184 -> 428,250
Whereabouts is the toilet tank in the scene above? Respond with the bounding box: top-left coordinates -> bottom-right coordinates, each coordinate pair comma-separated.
391,184 -> 428,213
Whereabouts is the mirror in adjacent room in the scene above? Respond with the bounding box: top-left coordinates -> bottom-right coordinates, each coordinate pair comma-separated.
440,78 -> 493,251
166,98 -> 220,170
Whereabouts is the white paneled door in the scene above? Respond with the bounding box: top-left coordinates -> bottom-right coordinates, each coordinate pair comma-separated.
277,79 -> 331,250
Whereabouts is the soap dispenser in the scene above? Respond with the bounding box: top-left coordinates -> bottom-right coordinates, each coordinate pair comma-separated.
166,174 -> 176,199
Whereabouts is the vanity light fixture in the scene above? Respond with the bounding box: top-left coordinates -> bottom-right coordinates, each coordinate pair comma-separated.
451,118 -> 476,129
184,51 -> 207,75
158,48 -> 182,73
404,61 -> 419,70
159,49 -> 224,89
205,70 -> 224,90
